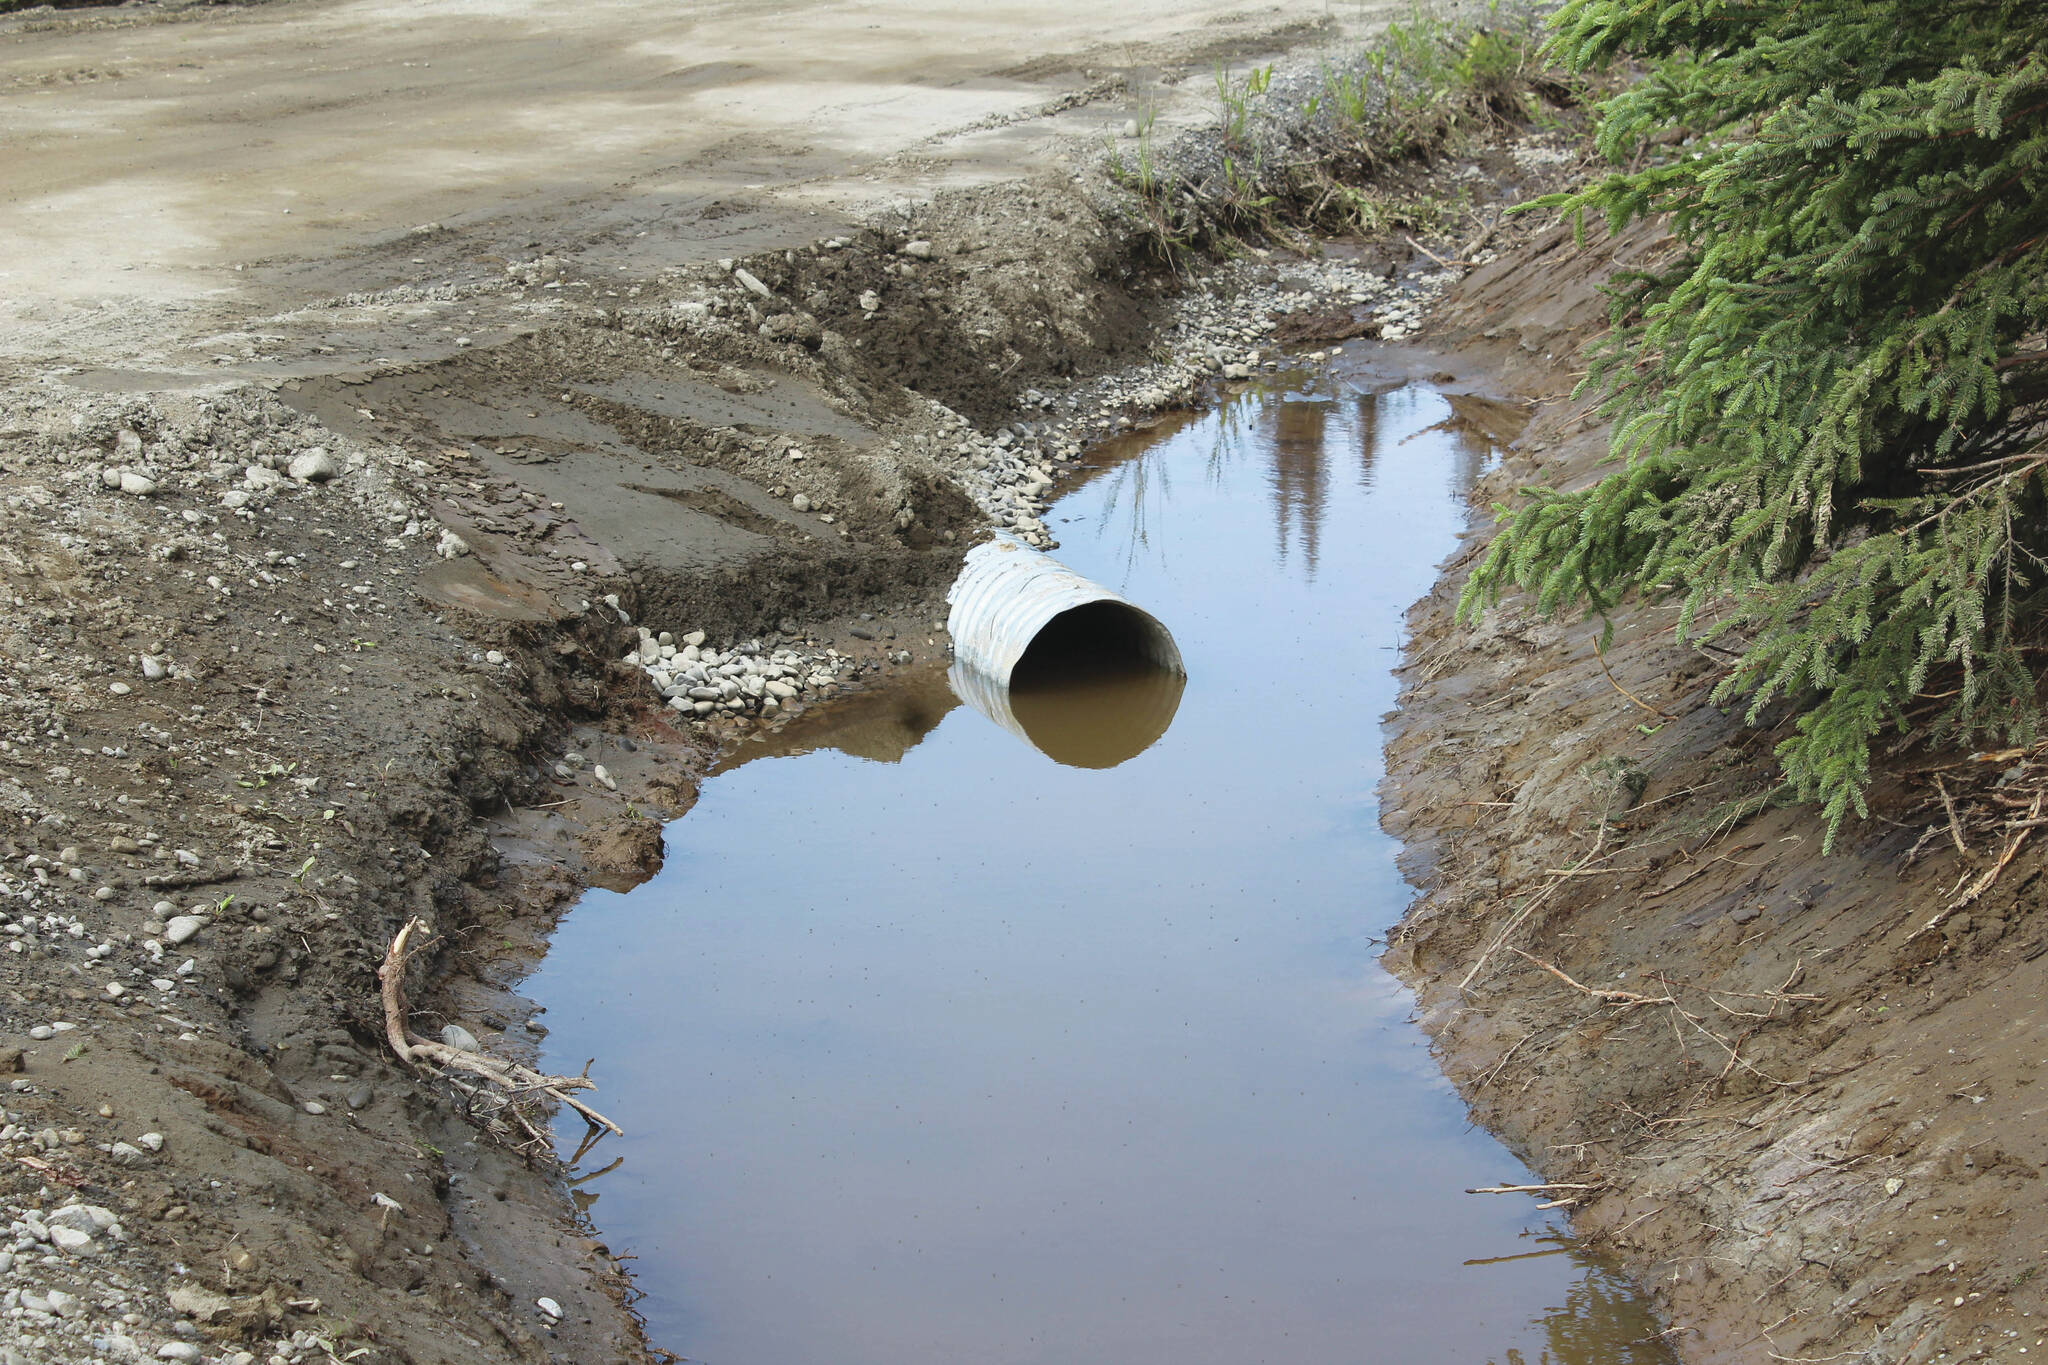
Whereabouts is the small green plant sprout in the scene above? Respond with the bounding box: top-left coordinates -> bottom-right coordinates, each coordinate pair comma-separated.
290,855 -> 317,884
1106,107 -> 1163,196
1214,61 -> 1274,149
1130,109 -> 1162,197
1320,56 -> 1372,131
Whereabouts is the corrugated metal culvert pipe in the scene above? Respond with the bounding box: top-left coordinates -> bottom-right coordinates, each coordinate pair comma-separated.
945,535 -> 1187,768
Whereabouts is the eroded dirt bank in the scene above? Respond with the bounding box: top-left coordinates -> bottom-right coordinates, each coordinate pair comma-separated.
1386,224 -> 2048,1363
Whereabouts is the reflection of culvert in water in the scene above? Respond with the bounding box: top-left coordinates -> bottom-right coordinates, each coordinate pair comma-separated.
945,534 -> 1186,767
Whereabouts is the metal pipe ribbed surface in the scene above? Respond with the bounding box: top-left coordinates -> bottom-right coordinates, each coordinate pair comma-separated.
944,534 -> 1184,686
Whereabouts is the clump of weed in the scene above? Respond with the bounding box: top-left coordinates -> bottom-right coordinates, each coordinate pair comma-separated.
1108,0 -> 1585,265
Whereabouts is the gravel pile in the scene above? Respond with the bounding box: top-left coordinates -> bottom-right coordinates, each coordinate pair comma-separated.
621,627 -> 859,722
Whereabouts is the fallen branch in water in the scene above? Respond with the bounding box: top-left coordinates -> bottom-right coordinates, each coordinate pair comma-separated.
1404,234 -> 1469,270
379,916 -> 622,1140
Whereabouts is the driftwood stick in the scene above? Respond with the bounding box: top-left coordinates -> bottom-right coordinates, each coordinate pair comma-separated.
1459,207 -> 1501,261
379,916 -> 623,1138
1403,233 -> 1465,269
1935,776 -> 1970,857
1509,947 -> 1676,1007
377,917 -> 432,1064
1466,1180 -> 1604,1195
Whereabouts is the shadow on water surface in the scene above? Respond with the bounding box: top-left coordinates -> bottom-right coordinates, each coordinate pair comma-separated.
531,361 -> 1676,1365
710,665 -> 961,772
713,653 -> 1187,774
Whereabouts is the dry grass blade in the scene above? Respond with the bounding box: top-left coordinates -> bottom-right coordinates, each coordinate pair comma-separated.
1907,791 -> 2040,941
1459,823 -> 1611,992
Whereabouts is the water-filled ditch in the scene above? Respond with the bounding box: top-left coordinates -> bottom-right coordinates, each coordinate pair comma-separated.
529,361 -> 1676,1364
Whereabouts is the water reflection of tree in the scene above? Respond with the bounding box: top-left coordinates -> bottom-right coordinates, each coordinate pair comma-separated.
1445,417 -> 1493,497
1270,399 -> 1332,576
1085,379 -> 1506,591
1090,393 -> 1263,589
1481,1247 -> 1679,1365
1375,384 -> 1500,496
1354,388 -> 1382,492
1088,434 -> 1172,589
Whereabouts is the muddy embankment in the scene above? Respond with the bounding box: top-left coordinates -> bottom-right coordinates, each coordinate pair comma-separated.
1386,223 -> 2048,1364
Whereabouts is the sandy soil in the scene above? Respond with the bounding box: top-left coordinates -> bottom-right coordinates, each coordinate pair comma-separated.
1384,221 -> 2048,1364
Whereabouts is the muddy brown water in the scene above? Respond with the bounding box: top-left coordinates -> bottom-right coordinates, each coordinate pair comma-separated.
529,365 -> 1677,1364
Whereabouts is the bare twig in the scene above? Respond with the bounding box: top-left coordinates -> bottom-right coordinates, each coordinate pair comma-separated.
1593,635 -> 1677,721
1934,776 -> 1969,857
1459,207 -> 1501,261
1476,1027 -> 1541,1089
1459,824 -> 1610,992
379,917 -> 622,1138
1907,792 -> 2038,940
1403,234 -> 1466,269
1510,948 -> 1676,1007
1465,1180 -> 1605,1195
1704,960 -> 1824,1016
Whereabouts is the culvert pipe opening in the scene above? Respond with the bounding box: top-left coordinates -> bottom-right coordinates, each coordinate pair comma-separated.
944,536 -> 1187,768
1010,600 -> 1182,685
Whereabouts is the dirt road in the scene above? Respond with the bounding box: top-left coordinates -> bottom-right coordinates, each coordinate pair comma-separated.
2,0 -> 1345,377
